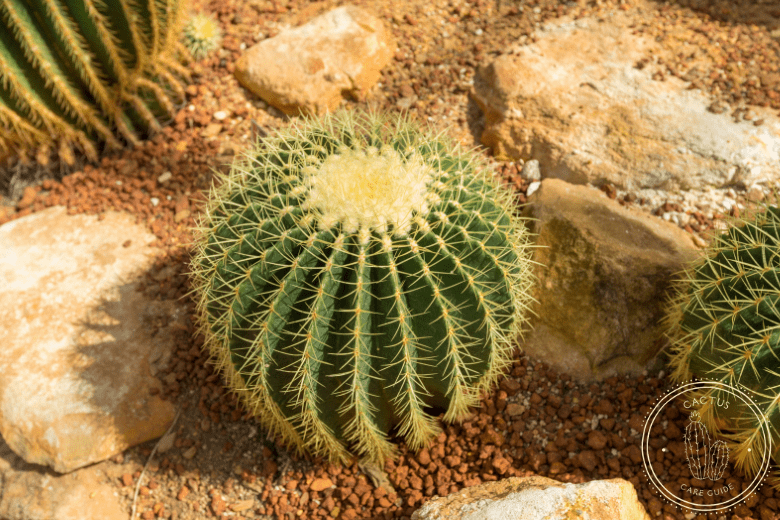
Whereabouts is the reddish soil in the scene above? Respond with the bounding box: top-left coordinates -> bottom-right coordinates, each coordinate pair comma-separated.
1,0 -> 780,519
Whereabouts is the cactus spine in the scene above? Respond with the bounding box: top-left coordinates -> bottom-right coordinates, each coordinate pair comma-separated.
0,0 -> 189,163
188,111 -> 535,466
666,203 -> 780,482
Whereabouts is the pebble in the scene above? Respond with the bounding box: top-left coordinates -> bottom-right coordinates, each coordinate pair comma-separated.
521,159 -> 541,181
310,478 -> 333,492
214,111 -> 228,121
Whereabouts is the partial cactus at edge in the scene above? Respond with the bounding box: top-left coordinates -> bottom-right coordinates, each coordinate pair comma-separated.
182,13 -> 221,60
666,203 -> 780,483
0,0 -> 190,163
187,111 -> 535,466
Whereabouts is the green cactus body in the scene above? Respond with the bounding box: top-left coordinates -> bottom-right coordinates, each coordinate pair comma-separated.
188,111 -> 535,465
182,13 -> 221,60
0,0 -> 189,163
667,205 -> 780,479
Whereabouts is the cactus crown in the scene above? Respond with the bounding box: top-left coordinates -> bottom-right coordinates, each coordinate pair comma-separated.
666,203 -> 780,479
188,110 -> 535,466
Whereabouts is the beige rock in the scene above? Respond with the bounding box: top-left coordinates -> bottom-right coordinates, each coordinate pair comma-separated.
521,179 -> 698,381
234,5 -> 395,115
0,437 -> 127,520
0,206 -> 183,472
472,15 -> 780,191
412,475 -> 649,520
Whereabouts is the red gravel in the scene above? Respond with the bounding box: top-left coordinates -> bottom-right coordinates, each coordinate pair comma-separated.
1,0 -> 780,519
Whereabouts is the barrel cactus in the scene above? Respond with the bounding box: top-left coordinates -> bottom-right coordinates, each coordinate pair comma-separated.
182,13 -> 221,60
0,0 -> 189,164
666,203 -> 780,483
188,110 -> 535,465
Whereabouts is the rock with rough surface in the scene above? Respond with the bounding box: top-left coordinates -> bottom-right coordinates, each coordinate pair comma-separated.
521,179 -> 698,381
411,475 -> 650,520
234,5 -> 395,115
0,206 -> 183,473
0,437 -> 127,520
472,14 -> 780,191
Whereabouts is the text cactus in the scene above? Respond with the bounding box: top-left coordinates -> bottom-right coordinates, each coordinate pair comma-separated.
0,0 -> 189,163
685,412 -> 711,480
666,203 -> 780,483
188,111 -> 535,465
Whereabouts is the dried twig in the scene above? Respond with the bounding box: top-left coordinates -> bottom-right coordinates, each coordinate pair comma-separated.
130,405 -> 183,519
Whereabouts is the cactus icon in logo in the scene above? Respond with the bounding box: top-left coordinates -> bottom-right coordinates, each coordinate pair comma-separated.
684,410 -> 729,481
641,380 -> 771,513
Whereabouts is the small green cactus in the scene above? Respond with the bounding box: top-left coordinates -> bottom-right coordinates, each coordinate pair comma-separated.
666,203 -> 780,482
188,111 -> 535,466
182,13 -> 221,60
0,0 -> 189,163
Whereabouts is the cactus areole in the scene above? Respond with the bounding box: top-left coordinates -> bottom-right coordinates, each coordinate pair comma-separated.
188,111 -> 535,465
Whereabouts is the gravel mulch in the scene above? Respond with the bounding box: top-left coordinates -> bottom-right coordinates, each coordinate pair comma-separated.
1,0 -> 780,519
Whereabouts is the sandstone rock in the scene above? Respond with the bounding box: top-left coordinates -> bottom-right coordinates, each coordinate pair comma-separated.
521,179 -> 698,381
411,475 -> 649,520
234,5 -> 395,115
0,206 -> 183,472
472,15 -> 780,191
0,437 -> 127,520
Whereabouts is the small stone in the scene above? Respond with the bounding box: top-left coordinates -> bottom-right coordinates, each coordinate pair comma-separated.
417,448 -> 431,465
526,181 -> 541,197
310,478 -> 333,492
521,160 -> 541,181
202,123 -> 222,137
182,446 -> 197,460
177,486 -> 190,501
578,450 -> 597,472
230,500 -> 254,512
506,403 -> 525,416
587,430 -> 608,450
157,171 -> 172,184
214,110 -> 228,120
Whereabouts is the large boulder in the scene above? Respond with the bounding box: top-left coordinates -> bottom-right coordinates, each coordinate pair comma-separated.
521,179 -> 698,381
472,15 -> 780,191
0,206 -> 184,473
411,476 -> 650,520
234,5 -> 395,115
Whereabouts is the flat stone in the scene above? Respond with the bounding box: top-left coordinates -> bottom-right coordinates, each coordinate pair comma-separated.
0,206 -> 183,472
472,14 -> 780,191
411,476 -> 650,520
0,437 -> 127,520
521,179 -> 698,381
234,5 -> 395,115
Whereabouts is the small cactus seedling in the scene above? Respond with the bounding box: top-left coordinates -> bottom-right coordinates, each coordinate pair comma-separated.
182,13 -> 222,60
188,110 -> 535,466
666,203 -> 780,483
